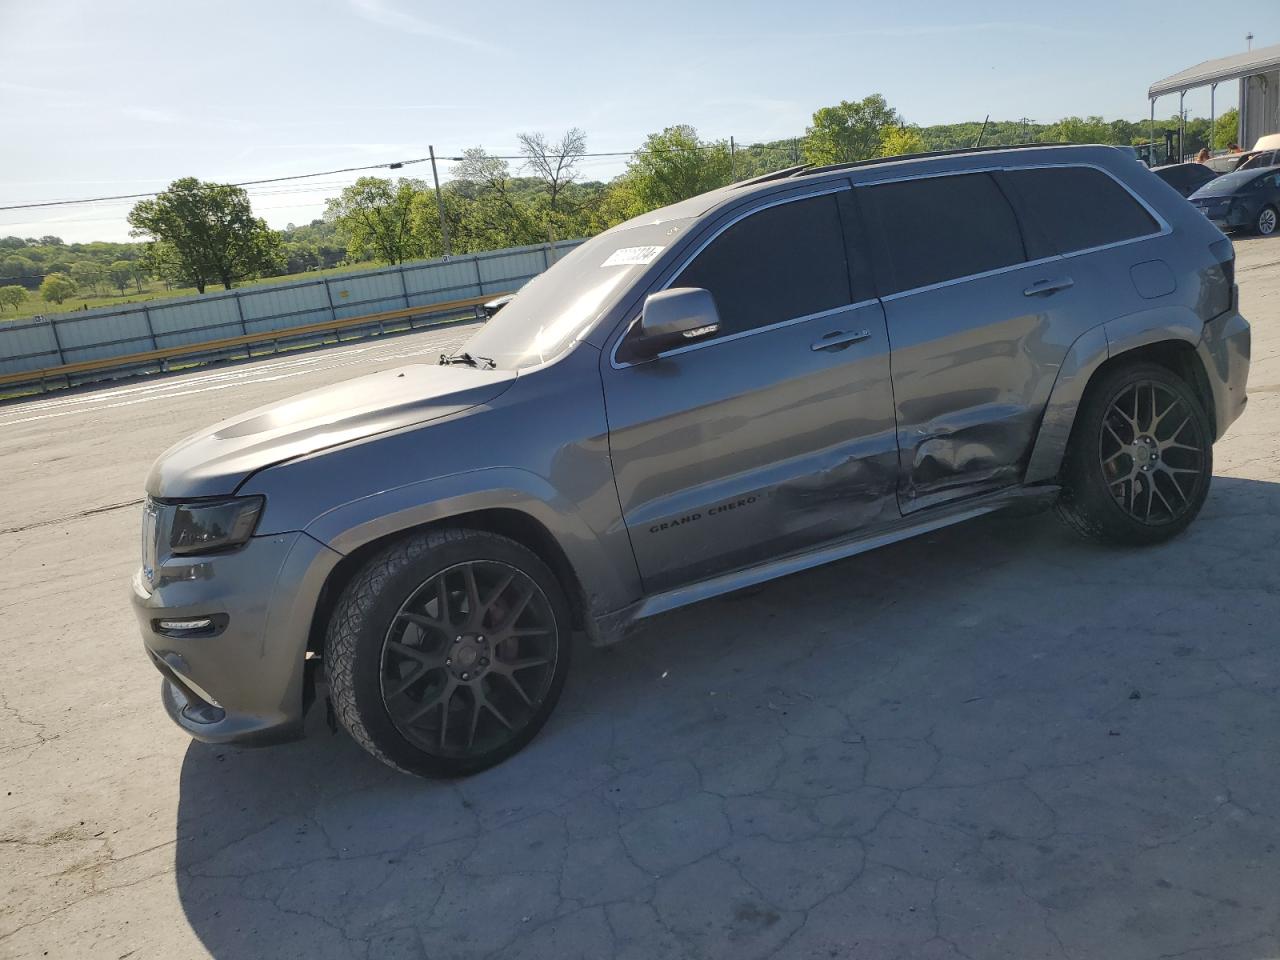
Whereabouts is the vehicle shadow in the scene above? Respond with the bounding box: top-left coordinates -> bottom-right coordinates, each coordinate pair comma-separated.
172,474 -> 1280,959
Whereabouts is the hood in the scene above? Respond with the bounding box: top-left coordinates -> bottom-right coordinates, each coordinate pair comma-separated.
146,363 -> 516,498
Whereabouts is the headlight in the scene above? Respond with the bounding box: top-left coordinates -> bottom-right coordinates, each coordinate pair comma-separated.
165,496 -> 264,555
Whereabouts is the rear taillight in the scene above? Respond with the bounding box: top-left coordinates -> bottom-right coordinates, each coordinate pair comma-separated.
1204,237 -> 1236,320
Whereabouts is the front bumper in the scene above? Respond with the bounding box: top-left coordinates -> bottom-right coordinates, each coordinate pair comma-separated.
1197,306 -> 1251,438
132,529 -> 342,746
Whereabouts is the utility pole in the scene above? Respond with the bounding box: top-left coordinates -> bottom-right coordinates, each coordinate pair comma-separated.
428,145 -> 452,258
730,136 -> 737,179
1246,31 -> 1253,50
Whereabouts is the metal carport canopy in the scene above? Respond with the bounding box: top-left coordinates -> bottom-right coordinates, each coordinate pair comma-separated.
1149,42 -> 1280,97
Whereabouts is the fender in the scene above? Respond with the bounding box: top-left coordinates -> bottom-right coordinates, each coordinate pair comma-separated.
1024,306 -> 1203,484
301,466 -> 642,619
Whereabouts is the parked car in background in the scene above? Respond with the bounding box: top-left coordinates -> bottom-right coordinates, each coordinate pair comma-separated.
1236,149 -> 1280,172
1153,162 -> 1220,197
135,144 -> 1250,778
482,293 -> 515,318
1188,166 -> 1280,235
1204,154 -> 1242,174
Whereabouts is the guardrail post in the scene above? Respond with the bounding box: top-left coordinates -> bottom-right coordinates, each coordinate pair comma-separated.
142,305 -> 158,350
324,279 -> 336,323
48,317 -> 66,366
397,264 -> 410,309
234,291 -> 248,338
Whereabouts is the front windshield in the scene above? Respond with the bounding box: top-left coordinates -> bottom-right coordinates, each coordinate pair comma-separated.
1192,169 -> 1266,198
459,220 -> 690,368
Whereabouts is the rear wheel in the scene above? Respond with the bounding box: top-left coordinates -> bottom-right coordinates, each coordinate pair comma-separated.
1256,205 -> 1278,236
1056,362 -> 1213,545
326,528 -> 571,778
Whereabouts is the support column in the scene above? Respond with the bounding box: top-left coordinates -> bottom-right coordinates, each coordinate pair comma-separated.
1178,91 -> 1186,162
1210,82 -> 1217,153
1149,98 -> 1156,166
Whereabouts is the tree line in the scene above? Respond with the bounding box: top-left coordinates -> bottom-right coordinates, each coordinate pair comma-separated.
0,96 -> 1242,316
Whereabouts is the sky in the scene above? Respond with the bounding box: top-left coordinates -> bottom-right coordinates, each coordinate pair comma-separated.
0,0 -> 1274,244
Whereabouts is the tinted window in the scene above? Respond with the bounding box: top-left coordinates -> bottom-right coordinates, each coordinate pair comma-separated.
1193,168 -> 1269,197
674,193 -> 851,337
861,173 -> 1027,295
1004,166 -> 1159,254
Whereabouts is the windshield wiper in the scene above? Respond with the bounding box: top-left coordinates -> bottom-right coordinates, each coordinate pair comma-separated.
438,352 -> 496,369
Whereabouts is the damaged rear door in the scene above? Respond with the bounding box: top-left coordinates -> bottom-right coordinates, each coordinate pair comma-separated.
859,169 -> 1092,513
602,185 -> 900,593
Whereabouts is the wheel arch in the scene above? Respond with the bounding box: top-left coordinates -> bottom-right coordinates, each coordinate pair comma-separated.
306,499 -> 617,658
1025,316 -> 1216,484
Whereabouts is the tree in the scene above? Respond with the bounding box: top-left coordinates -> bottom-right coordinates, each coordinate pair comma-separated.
1042,116 -> 1118,144
128,178 -> 282,293
609,125 -> 732,220
40,273 -> 77,305
71,261 -> 105,295
324,177 -> 424,265
108,260 -> 134,295
1214,108 -> 1240,149
0,255 -> 35,279
804,94 -> 901,165
444,150 -> 543,251
128,260 -> 150,293
879,125 -> 926,157
0,285 -> 25,312
518,128 -> 587,245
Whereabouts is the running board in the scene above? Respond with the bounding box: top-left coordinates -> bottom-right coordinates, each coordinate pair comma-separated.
629,485 -> 1059,624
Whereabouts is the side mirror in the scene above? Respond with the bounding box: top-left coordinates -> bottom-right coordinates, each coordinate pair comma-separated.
638,287 -> 720,347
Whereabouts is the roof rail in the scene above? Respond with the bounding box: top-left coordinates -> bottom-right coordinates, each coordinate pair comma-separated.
730,164 -> 811,188
791,142 -> 1081,179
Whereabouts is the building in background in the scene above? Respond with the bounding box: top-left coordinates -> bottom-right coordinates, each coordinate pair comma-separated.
1149,42 -> 1280,158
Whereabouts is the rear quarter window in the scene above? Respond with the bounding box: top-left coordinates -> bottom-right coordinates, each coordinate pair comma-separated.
1002,166 -> 1160,255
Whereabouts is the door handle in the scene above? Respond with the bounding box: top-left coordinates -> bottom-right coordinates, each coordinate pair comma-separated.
1023,277 -> 1075,297
811,329 -> 871,351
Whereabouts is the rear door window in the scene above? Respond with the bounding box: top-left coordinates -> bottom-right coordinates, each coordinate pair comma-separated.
673,192 -> 852,338
1002,166 -> 1160,255
859,173 -> 1028,296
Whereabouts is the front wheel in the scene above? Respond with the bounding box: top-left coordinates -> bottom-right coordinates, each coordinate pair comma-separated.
1056,362 -> 1213,545
326,528 -> 572,778
1256,205 -> 1278,236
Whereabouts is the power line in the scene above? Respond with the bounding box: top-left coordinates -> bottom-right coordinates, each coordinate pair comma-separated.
0,157 -> 435,213
0,142 -> 738,214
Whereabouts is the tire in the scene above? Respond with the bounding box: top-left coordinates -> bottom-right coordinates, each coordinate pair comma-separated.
325,527 -> 572,778
1256,205 -> 1278,236
1056,362 -> 1213,546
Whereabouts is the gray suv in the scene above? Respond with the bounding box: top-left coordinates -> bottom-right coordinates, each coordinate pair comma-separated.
134,145 -> 1251,778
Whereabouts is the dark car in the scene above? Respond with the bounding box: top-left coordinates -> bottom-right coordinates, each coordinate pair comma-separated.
1153,162 -> 1220,197
1188,166 -> 1280,235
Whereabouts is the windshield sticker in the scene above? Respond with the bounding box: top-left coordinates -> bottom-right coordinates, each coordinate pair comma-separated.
602,245 -> 663,267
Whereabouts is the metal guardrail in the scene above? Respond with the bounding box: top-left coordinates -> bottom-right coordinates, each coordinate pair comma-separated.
0,292 -> 509,393
0,239 -> 583,391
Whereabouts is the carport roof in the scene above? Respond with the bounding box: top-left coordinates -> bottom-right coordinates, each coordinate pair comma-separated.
1149,42 -> 1280,98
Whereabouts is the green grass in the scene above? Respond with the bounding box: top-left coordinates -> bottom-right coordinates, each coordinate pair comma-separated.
0,261 -> 393,322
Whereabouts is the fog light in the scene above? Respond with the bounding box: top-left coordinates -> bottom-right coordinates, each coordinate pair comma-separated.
159,618 -> 214,631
